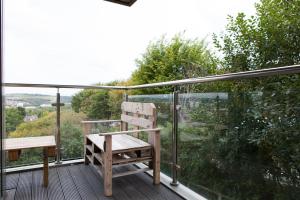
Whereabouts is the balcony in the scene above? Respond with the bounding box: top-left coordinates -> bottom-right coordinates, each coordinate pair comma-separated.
2,65 -> 300,200
5,164 -> 185,200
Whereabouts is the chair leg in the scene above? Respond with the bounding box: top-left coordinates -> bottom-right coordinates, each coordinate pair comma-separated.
152,131 -> 160,185
104,135 -> 113,196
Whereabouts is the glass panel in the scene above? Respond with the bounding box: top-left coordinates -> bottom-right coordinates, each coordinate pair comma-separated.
4,87 -> 57,167
60,89 -> 85,161
60,89 -> 124,160
129,94 -> 173,177
177,74 -> 300,199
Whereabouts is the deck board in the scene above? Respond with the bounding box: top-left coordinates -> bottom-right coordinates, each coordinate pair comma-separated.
4,189 -> 16,200
32,170 -> 48,200
78,165 -> 113,200
67,165 -> 98,200
88,165 -> 133,200
57,166 -> 82,200
114,167 -> 164,200
5,164 -> 184,200
47,168 -> 65,200
5,173 -> 19,190
14,171 -> 32,200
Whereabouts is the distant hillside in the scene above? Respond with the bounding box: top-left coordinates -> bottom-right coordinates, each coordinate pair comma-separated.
5,93 -> 72,107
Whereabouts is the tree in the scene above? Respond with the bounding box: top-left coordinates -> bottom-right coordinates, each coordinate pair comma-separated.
131,34 -> 218,94
213,0 -> 300,72
5,107 -> 26,133
71,89 -> 110,119
195,0 -> 300,199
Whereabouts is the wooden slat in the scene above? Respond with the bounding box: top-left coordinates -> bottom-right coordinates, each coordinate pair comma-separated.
81,120 -> 121,124
86,154 -> 93,164
103,135 -> 113,196
94,153 -> 104,165
121,114 -> 154,129
4,136 -> 56,151
86,144 -> 93,153
32,170 -> 48,200
112,167 -> 150,178
86,134 -> 152,153
98,128 -> 161,136
112,156 -> 152,165
121,102 -> 155,116
56,166 -> 81,200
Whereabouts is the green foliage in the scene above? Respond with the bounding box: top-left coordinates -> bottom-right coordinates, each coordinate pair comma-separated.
9,112 -> 55,138
8,111 -> 86,138
131,34 -> 218,94
61,121 -> 84,159
108,90 -> 124,119
213,0 -> 300,71
72,89 -> 110,119
5,107 -> 26,133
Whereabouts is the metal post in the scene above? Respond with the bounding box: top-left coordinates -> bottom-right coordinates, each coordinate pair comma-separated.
0,68 -> 3,199
51,89 -> 65,164
55,89 -> 62,164
171,87 -> 179,186
123,92 -> 128,102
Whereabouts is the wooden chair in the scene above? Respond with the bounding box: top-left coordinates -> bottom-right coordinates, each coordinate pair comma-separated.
82,102 -> 161,196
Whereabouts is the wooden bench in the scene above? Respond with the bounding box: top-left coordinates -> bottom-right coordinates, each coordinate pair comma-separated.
82,102 -> 160,196
4,136 -> 56,187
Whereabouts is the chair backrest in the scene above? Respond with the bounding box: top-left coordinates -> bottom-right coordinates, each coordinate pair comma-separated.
121,102 -> 157,131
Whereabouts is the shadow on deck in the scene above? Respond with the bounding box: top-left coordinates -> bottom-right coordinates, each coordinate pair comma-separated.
4,164 -> 185,200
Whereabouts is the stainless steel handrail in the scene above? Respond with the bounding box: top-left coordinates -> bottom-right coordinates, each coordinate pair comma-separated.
128,64 -> 300,89
2,83 -> 127,90
3,65 -> 300,90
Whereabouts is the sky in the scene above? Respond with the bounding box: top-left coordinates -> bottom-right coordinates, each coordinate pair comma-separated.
4,0 -> 258,95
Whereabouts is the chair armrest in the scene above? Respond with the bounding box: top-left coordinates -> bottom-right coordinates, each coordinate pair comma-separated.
81,120 -> 121,124
99,128 -> 161,136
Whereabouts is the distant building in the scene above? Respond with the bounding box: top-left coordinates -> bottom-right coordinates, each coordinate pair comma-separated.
25,106 -> 37,109
40,104 -> 52,108
16,102 -> 24,107
24,115 -> 38,122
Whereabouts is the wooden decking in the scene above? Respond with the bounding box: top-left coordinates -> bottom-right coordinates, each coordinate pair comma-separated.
4,164 -> 184,200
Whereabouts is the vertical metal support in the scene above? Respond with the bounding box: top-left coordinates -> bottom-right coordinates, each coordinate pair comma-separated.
216,94 -> 220,121
170,87 -> 179,186
123,92 -> 128,102
55,89 -> 62,164
0,0 -> 4,196
217,194 -> 222,200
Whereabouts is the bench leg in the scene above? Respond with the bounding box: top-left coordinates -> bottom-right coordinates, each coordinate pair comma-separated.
43,148 -> 49,187
104,135 -> 112,196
